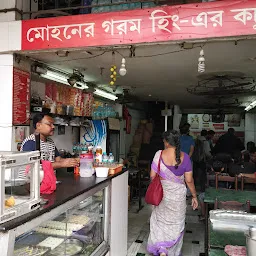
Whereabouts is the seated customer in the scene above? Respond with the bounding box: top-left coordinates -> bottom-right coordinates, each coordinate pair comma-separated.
250,147 -> 256,166
229,151 -> 256,177
242,141 -> 255,162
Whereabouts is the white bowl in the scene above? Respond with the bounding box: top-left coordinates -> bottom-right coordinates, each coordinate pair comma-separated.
95,167 -> 109,178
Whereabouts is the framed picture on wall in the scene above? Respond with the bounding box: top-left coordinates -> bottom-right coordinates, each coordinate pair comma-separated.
227,114 -> 241,127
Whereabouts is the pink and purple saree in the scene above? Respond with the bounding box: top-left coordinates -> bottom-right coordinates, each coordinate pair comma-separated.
147,150 -> 192,256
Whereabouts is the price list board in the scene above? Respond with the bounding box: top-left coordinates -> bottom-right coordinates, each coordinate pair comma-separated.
13,68 -> 30,125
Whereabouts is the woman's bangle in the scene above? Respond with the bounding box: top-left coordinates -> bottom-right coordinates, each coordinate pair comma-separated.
192,194 -> 197,198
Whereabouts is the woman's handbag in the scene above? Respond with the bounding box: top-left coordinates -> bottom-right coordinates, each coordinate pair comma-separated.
145,151 -> 163,206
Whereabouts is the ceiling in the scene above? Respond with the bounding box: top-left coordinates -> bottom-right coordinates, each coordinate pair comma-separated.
20,38 -> 256,110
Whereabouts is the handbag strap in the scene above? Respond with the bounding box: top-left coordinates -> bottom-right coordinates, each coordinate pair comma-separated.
158,150 -> 163,174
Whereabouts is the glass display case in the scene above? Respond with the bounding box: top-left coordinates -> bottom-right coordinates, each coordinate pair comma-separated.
0,151 -> 41,224
13,188 -> 109,256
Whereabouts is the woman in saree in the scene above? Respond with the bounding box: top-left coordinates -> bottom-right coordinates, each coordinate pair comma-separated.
147,130 -> 198,256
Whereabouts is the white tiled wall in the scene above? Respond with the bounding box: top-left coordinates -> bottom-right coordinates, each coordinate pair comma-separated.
245,113 -> 256,145
0,55 -> 14,150
0,21 -> 21,52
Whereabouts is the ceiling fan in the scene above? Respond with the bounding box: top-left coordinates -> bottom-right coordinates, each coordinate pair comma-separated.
187,72 -> 255,96
204,97 -> 244,109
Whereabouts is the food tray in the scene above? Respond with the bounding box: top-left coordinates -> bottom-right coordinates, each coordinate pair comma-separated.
35,227 -> 73,237
48,238 -> 84,256
37,237 -> 64,250
5,178 -> 28,187
210,210 -> 256,232
109,164 -> 123,175
40,221 -> 83,231
14,245 -> 50,256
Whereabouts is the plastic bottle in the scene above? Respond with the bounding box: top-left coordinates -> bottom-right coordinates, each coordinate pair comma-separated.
95,146 -> 103,163
108,153 -> 114,164
102,153 -> 109,164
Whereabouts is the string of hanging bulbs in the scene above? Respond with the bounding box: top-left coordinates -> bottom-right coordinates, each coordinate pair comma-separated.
109,46 -> 204,88
109,52 -> 127,87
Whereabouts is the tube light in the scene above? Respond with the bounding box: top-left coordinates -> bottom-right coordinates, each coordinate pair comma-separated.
94,89 -> 118,101
41,70 -> 88,89
41,71 -> 70,86
245,100 -> 256,111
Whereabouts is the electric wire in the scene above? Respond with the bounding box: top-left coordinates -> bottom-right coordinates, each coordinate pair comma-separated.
52,44 -> 204,63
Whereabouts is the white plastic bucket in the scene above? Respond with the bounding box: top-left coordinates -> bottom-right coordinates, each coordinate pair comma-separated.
95,167 -> 109,178
246,228 -> 256,256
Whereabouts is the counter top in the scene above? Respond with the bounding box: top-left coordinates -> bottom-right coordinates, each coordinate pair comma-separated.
0,169 -> 127,232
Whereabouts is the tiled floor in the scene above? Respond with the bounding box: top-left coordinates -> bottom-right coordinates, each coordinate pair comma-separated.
127,198 -> 205,256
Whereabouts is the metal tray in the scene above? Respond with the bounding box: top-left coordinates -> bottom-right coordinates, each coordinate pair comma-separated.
210,210 -> 256,232
5,178 -> 28,187
48,238 -> 84,256
14,245 -> 50,256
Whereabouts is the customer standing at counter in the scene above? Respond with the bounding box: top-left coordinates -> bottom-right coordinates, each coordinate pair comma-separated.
179,124 -> 195,158
21,114 -> 79,169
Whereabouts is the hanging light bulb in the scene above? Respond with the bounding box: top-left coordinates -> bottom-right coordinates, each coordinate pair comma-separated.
119,58 -> 127,76
198,49 -> 205,73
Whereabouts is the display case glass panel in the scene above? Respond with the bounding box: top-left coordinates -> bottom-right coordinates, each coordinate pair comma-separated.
1,151 -> 41,224
14,188 -> 107,256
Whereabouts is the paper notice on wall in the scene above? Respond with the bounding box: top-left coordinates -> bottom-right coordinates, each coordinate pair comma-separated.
202,123 -> 210,129
189,114 -> 200,130
15,127 -> 25,142
227,114 -> 241,127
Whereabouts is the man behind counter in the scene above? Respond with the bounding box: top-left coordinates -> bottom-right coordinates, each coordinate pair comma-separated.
21,113 -> 79,169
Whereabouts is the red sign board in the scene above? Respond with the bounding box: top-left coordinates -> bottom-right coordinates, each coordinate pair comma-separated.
213,123 -> 225,130
13,68 -> 30,125
22,0 -> 256,51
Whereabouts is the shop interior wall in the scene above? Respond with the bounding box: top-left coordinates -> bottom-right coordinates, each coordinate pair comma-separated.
245,113 -> 256,145
30,80 -> 80,152
187,113 -> 245,144
122,108 -> 146,157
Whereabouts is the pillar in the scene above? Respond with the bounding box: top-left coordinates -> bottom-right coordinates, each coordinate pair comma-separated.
173,105 -> 182,131
0,0 -> 37,21
245,113 -> 256,145
0,1 -> 33,151
0,54 -> 14,151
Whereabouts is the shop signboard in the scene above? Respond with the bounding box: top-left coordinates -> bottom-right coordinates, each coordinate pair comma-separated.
13,68 -> 30,125
213,123 -> 225,130
22,0 -> 256,51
